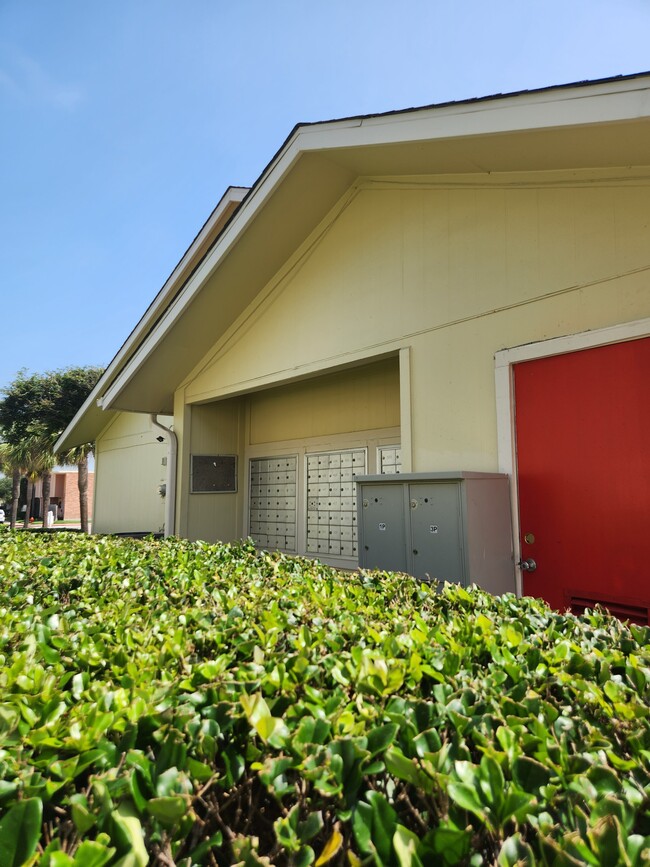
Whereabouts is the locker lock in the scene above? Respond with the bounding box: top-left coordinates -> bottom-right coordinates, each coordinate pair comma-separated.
518,558 -> 537,572
410,499 -> 418,509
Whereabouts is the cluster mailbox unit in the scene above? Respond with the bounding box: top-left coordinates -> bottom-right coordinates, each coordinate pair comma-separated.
356,472 -> 515,595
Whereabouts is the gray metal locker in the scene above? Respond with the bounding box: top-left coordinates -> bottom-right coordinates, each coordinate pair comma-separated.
409,482 -> 464,583
359,484 -> 408,573
357,472 -> 515,596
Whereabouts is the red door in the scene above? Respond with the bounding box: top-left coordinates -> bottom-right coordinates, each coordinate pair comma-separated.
514,337 -> 650,623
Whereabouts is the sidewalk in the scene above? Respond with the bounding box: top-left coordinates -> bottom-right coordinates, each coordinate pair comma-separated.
17,520 -> 93,532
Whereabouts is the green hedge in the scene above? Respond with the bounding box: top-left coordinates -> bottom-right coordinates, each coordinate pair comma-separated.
0,530 -> 649,866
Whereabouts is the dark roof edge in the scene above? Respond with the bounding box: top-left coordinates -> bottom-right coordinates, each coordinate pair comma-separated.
99,185 -> 250,398
295,70 -> 650,132
249,70 -> 650,205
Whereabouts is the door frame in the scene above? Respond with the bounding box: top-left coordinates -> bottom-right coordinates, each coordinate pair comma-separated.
494,316 -> 650,598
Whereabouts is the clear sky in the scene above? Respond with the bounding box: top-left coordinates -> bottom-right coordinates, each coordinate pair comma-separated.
1,0 -> 649,393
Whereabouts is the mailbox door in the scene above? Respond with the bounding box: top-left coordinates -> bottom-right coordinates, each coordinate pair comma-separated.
359,484 -> 408,572
409,483 -> 465,583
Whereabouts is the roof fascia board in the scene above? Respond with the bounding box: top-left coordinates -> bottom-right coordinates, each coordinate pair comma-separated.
138,185 -> 249,325
54,185 -> 248,451
293,72 -> 650,135
291,77 -> 650,153
55,403 -> 118,453
99,140 -> 317,411
99,277 -> 203,410
105,184 -> 249,379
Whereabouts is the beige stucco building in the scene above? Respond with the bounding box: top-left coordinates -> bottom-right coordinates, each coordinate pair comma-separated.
58,74 -> 650,618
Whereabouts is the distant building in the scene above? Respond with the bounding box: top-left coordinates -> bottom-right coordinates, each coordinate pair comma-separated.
33,469 -> 94,521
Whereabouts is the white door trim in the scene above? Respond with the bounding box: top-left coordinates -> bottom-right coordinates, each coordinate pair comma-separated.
494,316 -> 650,597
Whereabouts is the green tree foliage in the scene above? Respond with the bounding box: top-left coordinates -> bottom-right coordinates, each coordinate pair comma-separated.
0,473 -> 12,504
0,366 -> 103,529
0,366 -> 103,446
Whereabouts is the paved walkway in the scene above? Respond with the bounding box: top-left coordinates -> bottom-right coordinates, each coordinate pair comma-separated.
9,521 -> 93,532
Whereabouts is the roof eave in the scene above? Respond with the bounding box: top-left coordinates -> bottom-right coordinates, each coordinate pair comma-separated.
54,185 -> 249,452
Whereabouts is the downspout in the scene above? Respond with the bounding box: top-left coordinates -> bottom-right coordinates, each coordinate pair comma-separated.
150,414 -> 178,538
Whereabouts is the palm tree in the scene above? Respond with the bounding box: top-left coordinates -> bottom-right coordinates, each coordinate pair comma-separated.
0,367 -> 103,533
11,436 -> 52,528
10,466 -> 20,528
0,442 -> 22,529
59,444 -> 94,533
39,438 -> 58,529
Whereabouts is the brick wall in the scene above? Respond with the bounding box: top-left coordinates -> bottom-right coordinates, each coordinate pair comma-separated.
61,472 -> 94,521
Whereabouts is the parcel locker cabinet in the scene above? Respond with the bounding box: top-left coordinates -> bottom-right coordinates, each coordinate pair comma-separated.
358,480 -> 464,580
357,473 -> 515,595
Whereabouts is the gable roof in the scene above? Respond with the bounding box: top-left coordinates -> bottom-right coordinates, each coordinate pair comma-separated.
56,71 -> 650,451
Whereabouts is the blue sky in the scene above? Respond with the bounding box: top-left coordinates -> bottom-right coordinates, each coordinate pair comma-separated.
1,0 -> 649,393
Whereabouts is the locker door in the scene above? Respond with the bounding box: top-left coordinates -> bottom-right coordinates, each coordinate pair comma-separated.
409,483 -> 464,583
360,484 -> 408,572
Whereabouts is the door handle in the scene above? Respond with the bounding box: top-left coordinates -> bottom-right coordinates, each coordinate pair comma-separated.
518,558 -> 537,572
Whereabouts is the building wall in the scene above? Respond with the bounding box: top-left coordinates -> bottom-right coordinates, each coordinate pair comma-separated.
32,470 -> 94,521
183,170 -> 650,482
177,360 -> 400,551
61,471 -> 94,521
94,413 -> 170,534
181,399 -> 246,543
249,358 -> 400,444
